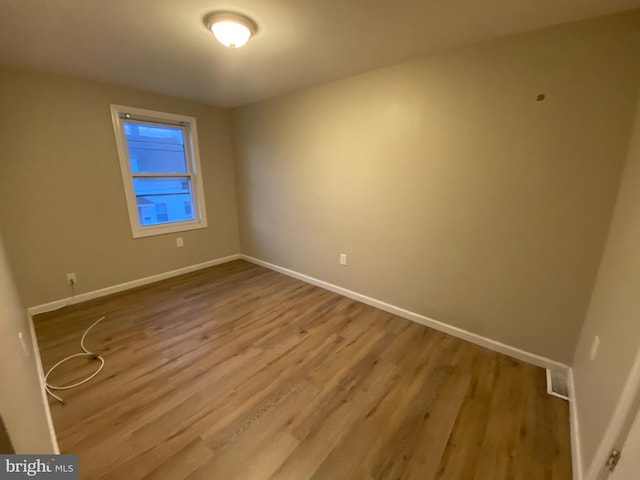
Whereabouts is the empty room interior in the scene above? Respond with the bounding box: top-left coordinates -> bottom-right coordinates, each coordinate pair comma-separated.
2,1 -> 640,479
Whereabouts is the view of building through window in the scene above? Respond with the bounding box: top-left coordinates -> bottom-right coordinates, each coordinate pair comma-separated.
124,122 -> 195,225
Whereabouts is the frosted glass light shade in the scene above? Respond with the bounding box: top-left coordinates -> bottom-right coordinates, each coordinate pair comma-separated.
205,13 -> 257,49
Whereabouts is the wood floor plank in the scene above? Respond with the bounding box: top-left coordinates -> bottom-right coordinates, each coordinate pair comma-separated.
434,348 -> 497,479
143,438 -> 213,480
33,259 -> 573,480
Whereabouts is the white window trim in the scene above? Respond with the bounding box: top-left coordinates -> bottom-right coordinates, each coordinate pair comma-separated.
110,105 -> 208,238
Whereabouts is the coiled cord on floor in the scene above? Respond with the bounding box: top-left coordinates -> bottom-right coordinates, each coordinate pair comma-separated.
44,316 -> 106,404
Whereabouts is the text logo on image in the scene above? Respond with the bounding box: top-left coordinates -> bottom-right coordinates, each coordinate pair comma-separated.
0,455 -> 78,479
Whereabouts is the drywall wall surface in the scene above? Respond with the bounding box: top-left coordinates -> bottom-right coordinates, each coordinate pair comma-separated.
0,67 -> 240,307
0,233 -> 56,453
572,92 -> 640,474
231,11 -> 640,363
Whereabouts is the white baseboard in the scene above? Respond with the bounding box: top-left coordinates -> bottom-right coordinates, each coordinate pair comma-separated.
28,251 -> 570,374
27,312 -> 60,454
27,254 -> 241,316
240,255 -> 570,374
568,369 -> 584,480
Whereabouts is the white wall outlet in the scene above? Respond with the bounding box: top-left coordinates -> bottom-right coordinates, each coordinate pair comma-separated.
590,335 -> 600,361
176,237 -> 184,248
339,253 -> 347,266
66,273 -> 77,285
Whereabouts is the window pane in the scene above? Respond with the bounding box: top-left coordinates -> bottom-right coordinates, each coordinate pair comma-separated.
124,122 -> 187,173
133,177 -> 195,225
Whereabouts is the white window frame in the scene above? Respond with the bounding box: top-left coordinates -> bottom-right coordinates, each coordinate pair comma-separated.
110,105 -> 208,238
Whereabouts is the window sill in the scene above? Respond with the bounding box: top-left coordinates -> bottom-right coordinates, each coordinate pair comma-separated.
131,220 -> 208,238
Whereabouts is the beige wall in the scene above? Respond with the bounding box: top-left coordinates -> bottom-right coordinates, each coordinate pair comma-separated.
0,232 -> 57,453
231,11 -> 640,364
0,67 -> 240,307
572,93 -> 640,476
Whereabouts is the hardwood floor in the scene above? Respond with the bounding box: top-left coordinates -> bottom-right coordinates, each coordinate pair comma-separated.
34,259 -> 572,479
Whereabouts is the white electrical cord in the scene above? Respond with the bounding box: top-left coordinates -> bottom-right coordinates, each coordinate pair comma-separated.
44,316 -> 106,404
63,281 -> 76,309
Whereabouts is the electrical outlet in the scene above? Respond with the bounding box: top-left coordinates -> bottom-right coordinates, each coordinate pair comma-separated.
176,237 -> 184,248
66,273 -> 77,285
339,254 -> 347,266
590,335 -> 600,361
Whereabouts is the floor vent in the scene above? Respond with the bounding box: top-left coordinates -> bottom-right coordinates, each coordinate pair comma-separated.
546,368 -> 570,400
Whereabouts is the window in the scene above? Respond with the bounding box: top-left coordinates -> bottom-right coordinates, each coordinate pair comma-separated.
110,105 -> 208,238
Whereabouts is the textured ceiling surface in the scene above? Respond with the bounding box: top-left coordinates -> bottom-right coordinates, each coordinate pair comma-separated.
1,0 -> 639,107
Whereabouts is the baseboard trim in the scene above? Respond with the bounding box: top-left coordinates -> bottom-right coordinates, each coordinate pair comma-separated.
240,255 -> 570,373
568,369 -> 584,480
27,313 -> 60,454
27,254 -> 242,316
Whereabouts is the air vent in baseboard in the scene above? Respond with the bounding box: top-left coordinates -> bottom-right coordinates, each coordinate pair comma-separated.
546,368 -> 569,400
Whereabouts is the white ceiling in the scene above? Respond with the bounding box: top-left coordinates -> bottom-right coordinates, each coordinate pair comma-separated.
1,0 -> 639,107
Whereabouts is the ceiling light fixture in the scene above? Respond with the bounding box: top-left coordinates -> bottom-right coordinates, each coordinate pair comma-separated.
204,12 -> 257,49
